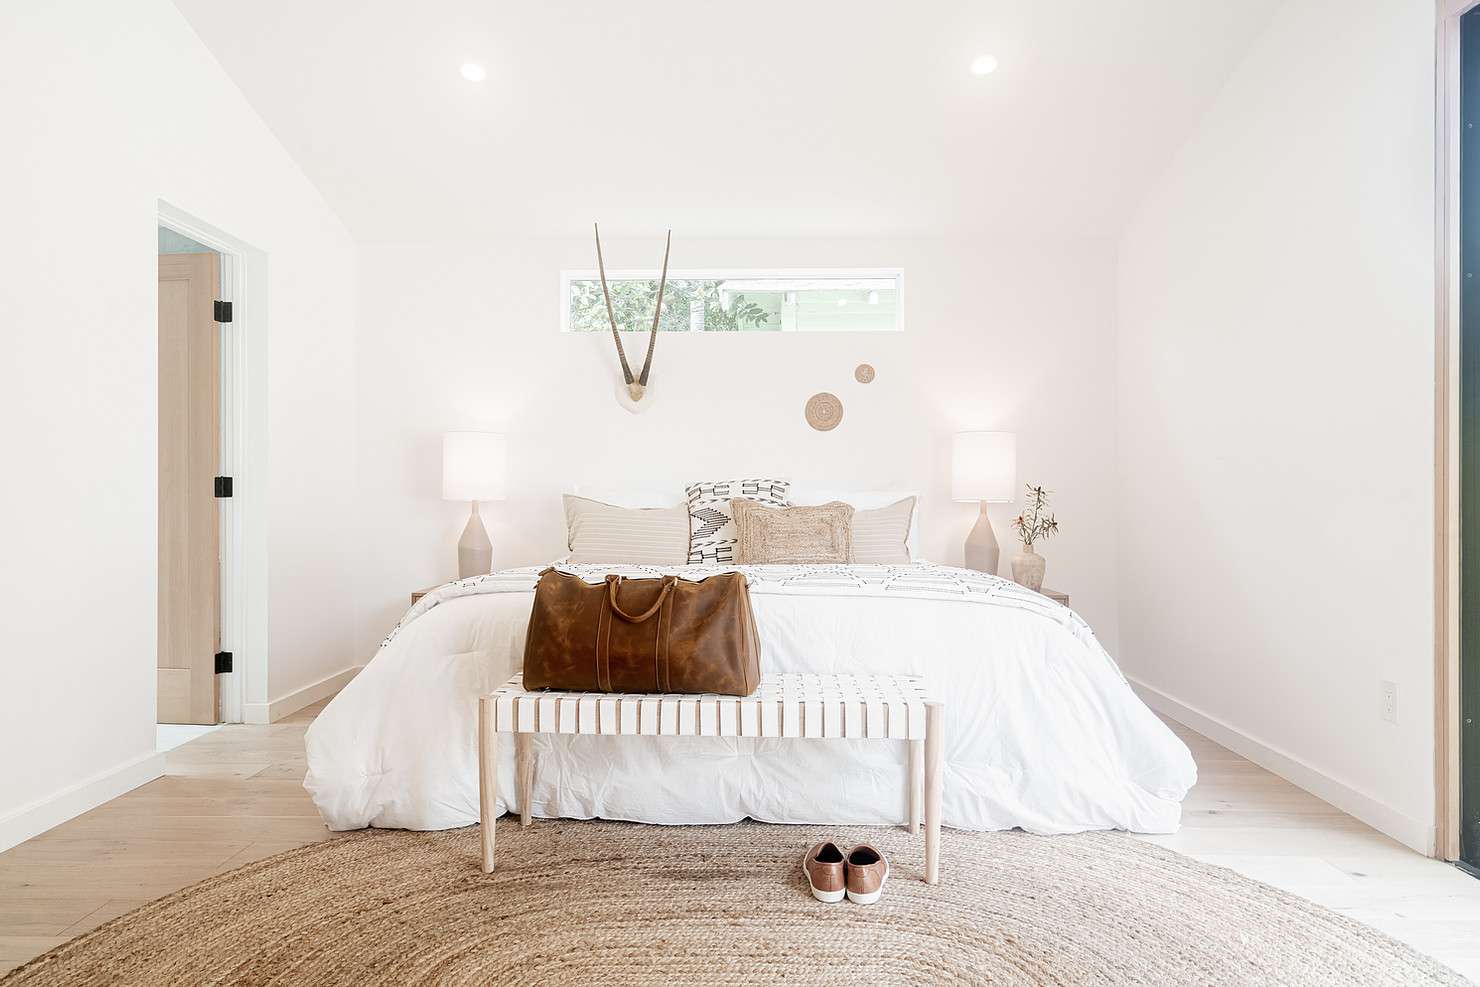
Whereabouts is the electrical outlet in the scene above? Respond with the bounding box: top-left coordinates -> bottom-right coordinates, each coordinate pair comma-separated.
1380,681 -> 1397,724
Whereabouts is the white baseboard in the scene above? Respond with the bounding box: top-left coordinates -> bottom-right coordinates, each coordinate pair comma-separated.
243,665 -> 362,724
1129,677 -> 1435,856
0,750 -> 165,853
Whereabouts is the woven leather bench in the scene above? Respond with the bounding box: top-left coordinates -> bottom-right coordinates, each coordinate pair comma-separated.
478,671 -> 945,883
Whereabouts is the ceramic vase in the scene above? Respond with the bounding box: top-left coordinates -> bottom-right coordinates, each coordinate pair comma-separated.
1011,545 -> 1046,591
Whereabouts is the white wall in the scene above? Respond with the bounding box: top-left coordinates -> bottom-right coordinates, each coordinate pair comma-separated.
1117,0 -> 1436,850
354,237 -> 1122,660
0,0 -> 360,847
9,0 -> 1430,860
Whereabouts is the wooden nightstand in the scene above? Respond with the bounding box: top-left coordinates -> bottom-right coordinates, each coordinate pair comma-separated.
411,586 -> 440,606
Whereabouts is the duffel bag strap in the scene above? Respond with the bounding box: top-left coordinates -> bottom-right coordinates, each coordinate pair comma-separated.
606,574 -> 677,623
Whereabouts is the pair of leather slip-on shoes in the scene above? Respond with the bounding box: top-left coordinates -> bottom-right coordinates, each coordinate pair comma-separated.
803,841 -> 889,905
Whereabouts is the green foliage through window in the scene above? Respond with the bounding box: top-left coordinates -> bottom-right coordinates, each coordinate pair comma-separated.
569,279 -> 777,333
564,273 -> 901,333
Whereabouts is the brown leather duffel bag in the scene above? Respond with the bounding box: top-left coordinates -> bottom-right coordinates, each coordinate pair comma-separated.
522,568 -> 761,696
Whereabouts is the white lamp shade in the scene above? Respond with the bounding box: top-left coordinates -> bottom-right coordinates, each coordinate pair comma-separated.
952,431 -> 1017,503
442,431 -> 507,501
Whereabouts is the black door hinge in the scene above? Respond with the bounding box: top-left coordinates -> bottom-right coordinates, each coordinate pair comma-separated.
214,476 -> 233,498
214,651 -> 232,674
214,300 -> 233,323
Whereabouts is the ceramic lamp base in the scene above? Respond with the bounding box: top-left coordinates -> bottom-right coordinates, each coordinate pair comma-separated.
963,502 -> 1000,575
458,501 -> 493,578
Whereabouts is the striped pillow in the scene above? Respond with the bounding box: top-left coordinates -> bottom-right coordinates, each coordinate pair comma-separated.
563,495 -> 691,565
849,497 -> 916,565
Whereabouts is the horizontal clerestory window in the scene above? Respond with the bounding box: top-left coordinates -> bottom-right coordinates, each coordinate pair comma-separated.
560,269 -> 904,333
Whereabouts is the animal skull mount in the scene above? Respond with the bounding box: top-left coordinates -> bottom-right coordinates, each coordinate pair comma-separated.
613,377 -> 653,414
595,223 -> 671,415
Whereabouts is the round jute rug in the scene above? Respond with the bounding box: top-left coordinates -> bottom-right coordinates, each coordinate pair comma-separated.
3,820 -> 1463,986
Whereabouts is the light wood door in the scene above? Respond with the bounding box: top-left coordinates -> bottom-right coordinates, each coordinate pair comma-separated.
158,253 -> 220,725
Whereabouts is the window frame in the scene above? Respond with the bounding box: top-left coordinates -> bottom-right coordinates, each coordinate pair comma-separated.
558,267 -> 906,333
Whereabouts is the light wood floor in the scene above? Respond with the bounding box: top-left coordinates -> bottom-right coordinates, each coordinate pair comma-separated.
2,708 -> 1478,981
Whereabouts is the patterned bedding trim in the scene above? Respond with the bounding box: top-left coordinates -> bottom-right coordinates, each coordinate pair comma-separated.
381,562 -> 1120,681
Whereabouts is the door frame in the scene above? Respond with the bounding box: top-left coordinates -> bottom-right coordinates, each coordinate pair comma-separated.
158,201 -> 267,725
1437,0 -> 1480,863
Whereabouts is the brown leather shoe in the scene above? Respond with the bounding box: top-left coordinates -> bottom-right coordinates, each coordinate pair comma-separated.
845,843 -> 889,904
803,841 -> 846,903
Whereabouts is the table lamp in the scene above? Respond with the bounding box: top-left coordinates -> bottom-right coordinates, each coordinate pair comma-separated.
951,431 -> 1017,574
442,431 -> 506,578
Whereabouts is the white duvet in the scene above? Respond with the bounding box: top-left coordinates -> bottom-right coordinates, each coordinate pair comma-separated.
305,563 -> 1196,835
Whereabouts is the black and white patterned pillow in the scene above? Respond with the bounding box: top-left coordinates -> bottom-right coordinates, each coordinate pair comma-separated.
685,478 -> 791,564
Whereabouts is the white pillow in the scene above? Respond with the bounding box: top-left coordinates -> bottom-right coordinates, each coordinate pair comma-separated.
790,488 -> 921,559
563,495 -> 690,565
848,497 -> 916,565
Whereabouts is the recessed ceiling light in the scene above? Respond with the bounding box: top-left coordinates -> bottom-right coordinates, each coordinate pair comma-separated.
460,62 -> 487,82
970,55 -> 999,76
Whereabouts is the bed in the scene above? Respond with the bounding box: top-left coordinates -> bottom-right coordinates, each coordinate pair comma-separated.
304,561 -> 1196,835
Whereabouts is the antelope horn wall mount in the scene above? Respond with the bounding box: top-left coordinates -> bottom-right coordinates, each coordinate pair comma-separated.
595,223 -> 671,411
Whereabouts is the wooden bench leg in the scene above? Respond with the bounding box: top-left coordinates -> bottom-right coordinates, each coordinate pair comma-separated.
479,696 -> 498,873
924,703 -> 943,884
908,739 -> 923,835
516,732 -> 534,827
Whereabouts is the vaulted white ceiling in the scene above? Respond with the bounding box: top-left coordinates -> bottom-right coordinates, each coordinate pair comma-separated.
173,0 -> 1280,241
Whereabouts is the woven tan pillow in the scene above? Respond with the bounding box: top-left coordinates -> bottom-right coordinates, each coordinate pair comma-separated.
732,499 -> 854,564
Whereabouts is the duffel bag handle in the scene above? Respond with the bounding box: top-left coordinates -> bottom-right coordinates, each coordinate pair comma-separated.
606,574 -> 677,623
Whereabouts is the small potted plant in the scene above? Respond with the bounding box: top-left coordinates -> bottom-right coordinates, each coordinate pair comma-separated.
1010,484 -> 1058,592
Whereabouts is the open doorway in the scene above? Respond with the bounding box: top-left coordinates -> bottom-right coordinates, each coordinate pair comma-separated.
157,202 -> 266,731
156,226 -> 229,740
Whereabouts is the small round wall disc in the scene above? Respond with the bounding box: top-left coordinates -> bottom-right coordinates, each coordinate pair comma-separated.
855,363 -> 875,384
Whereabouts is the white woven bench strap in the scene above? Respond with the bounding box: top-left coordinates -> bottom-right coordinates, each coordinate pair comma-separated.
489,672 -> 932,741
